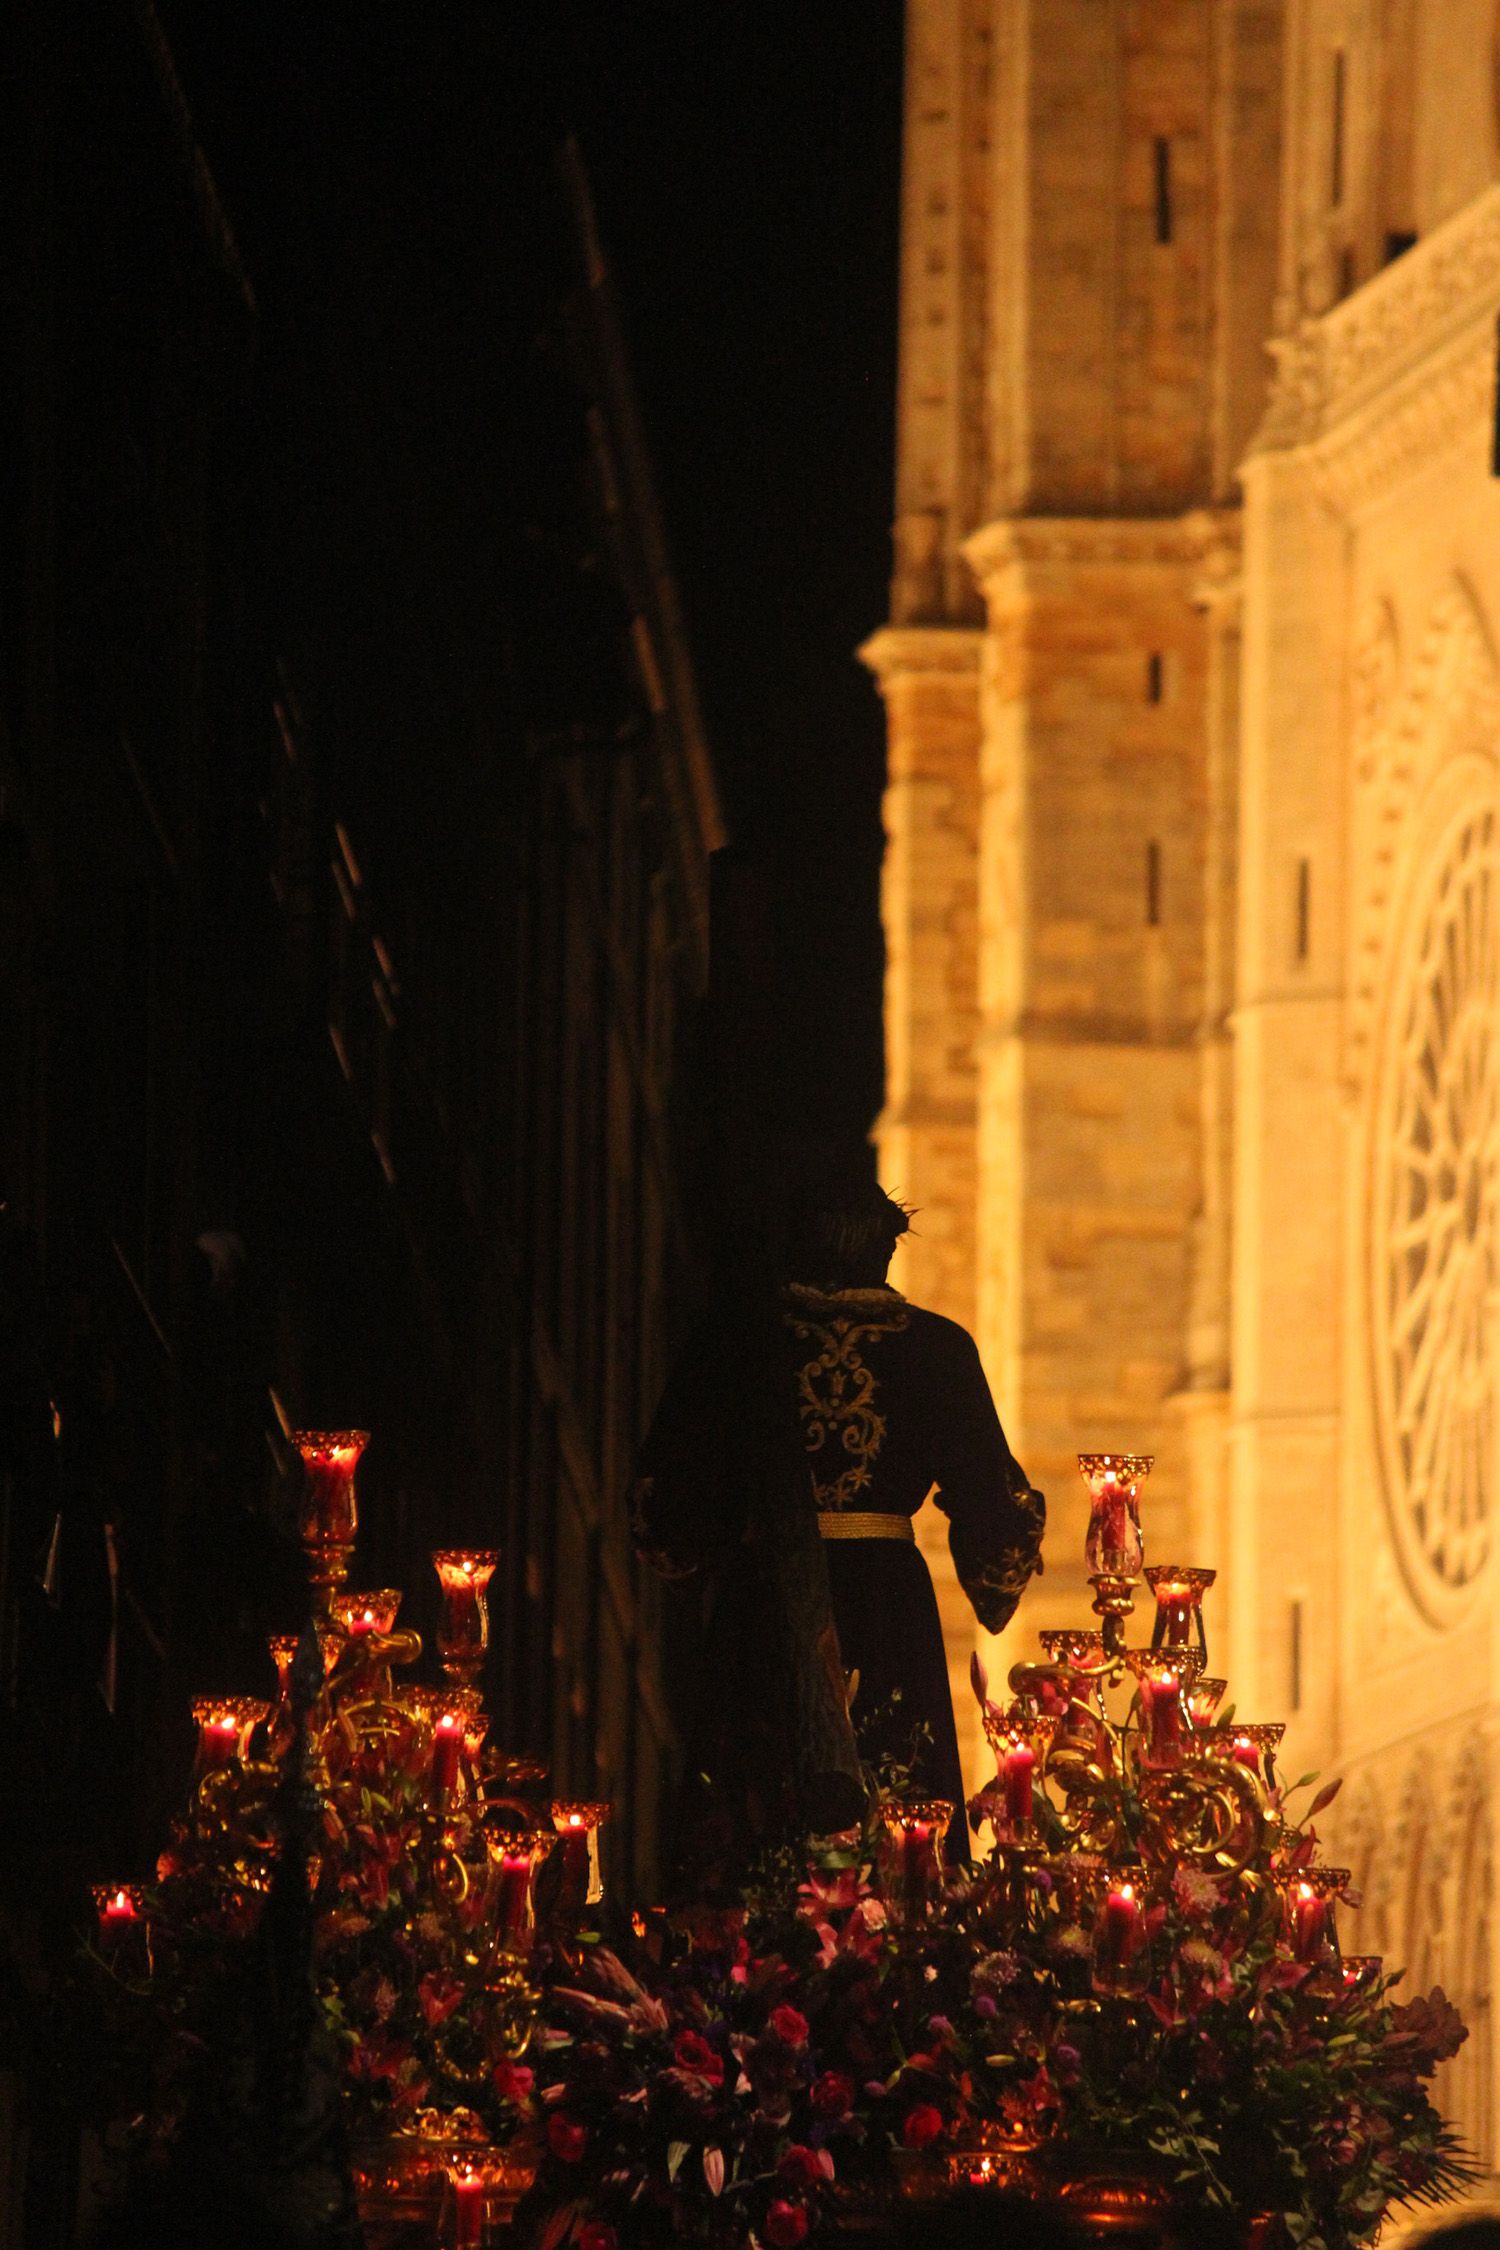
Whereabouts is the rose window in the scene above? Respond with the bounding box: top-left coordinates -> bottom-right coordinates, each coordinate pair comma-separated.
1376,800 -> 1500,1611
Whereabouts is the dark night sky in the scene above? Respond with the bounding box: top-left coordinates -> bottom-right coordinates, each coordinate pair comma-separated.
169,1 -> 905,1139
557,4 -> 906,1133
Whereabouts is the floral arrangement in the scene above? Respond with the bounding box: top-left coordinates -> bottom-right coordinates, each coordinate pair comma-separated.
83,1441 -> 1475,2250
514,1798 -> 1470,2250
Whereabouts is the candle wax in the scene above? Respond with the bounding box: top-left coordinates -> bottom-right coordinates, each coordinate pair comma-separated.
1003,1744 -> 1035,1824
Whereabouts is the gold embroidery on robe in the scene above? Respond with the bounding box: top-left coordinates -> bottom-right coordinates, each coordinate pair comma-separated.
785,1300 -> 911,1509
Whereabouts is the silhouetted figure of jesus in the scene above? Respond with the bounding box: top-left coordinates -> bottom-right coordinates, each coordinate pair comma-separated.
634,1171 -> 1044,1868
779,1180 -> 1045,1835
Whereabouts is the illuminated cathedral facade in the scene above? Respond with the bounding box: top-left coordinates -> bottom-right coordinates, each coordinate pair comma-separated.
865,0 -> 1500,2155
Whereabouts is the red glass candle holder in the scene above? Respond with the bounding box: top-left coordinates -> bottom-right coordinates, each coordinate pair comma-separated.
331,1588 -> 402,1643
1036,1629 -> 1108,1675
432,1549 -> 499,1685
878,1798 -> 952,1922
1126,1650 -> 1199,1771
191,1696 -> 269,1780
293,1430 -> 368,1613
1337,1953 -> 1382,1994
1210,1721 -> 1285,1791
484,1826 -> 552,1954
1078,1453 -> 1152,1579
1187,1676 -> 1227,1729
549,1800 -> 612,1922
445,2161 -> 487,2250
1276,1868 -> 1349,1964
429,1702 -> 469,1804
92,1883 -> 153,1976
1143,1565 -> 1216,1658
1091,1876 -> 1150,1998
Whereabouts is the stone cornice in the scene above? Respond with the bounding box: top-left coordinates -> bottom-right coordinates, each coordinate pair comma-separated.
857,625 -> 983,688
963,508 -> 1240,595
1252,182 -> 1500,463
1305,330 -> 1495,519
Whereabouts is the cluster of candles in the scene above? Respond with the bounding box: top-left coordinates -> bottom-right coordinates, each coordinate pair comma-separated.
914,1451 -> 1367,2005
93,1428 -> 614,2057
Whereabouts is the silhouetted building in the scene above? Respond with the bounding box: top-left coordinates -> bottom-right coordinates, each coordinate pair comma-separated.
0,7 -> 721,2238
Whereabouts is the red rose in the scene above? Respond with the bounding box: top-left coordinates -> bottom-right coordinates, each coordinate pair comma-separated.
769,2004 -> 810,2048
778,2146 -> 825,2189
547,2113 -> 588,2163
673,2030 -> 725,2084
492,2060 -> 534,2103
902,2104 -> 944,2150
810,2070 -> 855,2120
579,2227 -> 617,2250
765,2200 -> 810,2248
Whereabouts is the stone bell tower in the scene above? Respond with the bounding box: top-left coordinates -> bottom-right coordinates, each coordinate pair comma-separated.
868,0 -> 1500,2162
863,0 -> 1281,1759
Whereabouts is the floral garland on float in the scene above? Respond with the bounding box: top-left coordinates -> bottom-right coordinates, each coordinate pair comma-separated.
86,1444 -> 1473,2250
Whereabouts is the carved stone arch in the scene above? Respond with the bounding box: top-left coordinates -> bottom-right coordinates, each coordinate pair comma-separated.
1339,1770 -> 1393,1956
1351,594 -> 1401,785
1438,1732 -> 1493,2161
1374,1749 -> 1439,1983
1355,577 -> 1500,1625
1348,574 -> 1500,1083
1402,1747 -> 1451,1992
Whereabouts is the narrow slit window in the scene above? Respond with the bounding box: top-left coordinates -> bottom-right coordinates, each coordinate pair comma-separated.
1331,50 -> 1346,207
1337,245 -> 1356,302
1153,138 -> 1173,244
1146,839 -> 1162,927
1147,651 -> 1164,703
1289,1597 -> 1304,1713
1296,857 -> 1312,960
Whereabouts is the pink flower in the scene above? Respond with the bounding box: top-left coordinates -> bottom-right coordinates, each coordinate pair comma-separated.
492,2061 -> 534,2103
810,2070 -> 855,2120
546,2114 -> 588,2163
769,2004 -> 810,2048
902,2104 -> 944,2150
765,2201 -> 810,2248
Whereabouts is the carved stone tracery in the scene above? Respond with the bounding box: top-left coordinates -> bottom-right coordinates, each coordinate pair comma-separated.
1352,582 -> 1500,1624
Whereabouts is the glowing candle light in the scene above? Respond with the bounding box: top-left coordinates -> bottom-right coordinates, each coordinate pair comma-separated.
92,1883 -> 151,1975
1002,1741 -> 1035,1826
1144,1565 -> 1216,1656
1142,1668 -> 1185,1767
191,1697 -> 267,1781
1092,1877 -> 1150,1996
486,1830 -> 549,1950
878,1799 -> 952,1922
548,1801 -> 611,1922
1097,1881 -> 1144,1969
431,1710 -> 463,1799
292,1429 -> 367,1612
94,1884 -> 141,1933
1079,1453 -> 1151,1580
449,2162 -> 484,2249
1291,1880 -> 1326,1962
432,1549 -> 499,1685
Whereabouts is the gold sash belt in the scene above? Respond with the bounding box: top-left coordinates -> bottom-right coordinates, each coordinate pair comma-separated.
817,1512 -> 915,1544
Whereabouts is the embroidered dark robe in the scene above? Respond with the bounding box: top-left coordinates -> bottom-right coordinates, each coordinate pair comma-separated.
781,1283 -> 1045,1838
633,1280 -> 1044,1864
